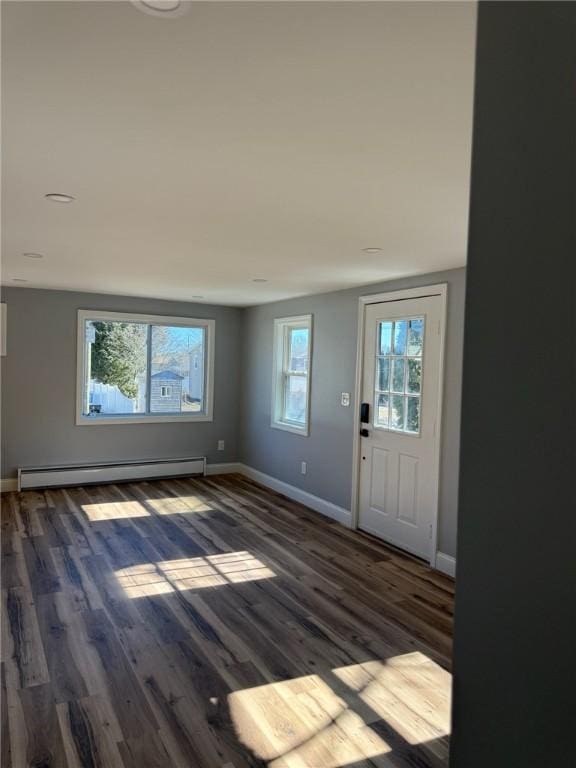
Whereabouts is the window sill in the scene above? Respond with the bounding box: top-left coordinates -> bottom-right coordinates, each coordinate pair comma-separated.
271,420 -> 309,437
76,413 -> 213,426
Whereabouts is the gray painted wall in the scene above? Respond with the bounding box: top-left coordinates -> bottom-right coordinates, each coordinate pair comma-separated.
451,4 -> 575,765
0,288 -> 242,477
1,269 -> 464,558
240,267 -> 465,558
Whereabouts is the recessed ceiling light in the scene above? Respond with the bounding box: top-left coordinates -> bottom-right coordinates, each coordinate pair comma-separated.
252,278 -> 268,283
143,0 -> 180,9
132,0 -> 190,17
13,278 -> 28,282
45,193 -> 75,203
23,252 -> 44,259
362,247 -> 383,254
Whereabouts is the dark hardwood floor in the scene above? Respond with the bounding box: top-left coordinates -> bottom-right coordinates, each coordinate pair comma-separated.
1,474 -> 454,767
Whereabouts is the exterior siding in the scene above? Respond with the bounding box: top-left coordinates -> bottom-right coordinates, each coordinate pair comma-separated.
150,376 -> 182,412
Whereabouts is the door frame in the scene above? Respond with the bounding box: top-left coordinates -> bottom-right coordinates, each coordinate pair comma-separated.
351,283 -> 448,568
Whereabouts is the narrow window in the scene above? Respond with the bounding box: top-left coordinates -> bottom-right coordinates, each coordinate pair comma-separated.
272,315 -> 312,435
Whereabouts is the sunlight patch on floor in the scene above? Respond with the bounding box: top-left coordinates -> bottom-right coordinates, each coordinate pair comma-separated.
144,496 -> 213,514
332,654 -> 451,746
81,494 -> 213,520
228,673 -> 391,767
228,653 -> 451,768
81,500 -> 150,521
115,552 -> 275,598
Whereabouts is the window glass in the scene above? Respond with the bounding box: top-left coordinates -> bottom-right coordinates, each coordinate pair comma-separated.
150,325 -> 205,414
379,322 -> 393,356
284,375 -> 308,424
84,321 -> 147,416
374,316 -> 424,435
288,328 -> 309,373
79,314 -> 212,422
376,393 -> 389,427
391,358 -> 405,393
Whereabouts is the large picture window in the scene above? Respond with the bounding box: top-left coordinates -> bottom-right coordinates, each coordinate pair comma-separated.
76,310 -> 214,424
271,315 -> 312,435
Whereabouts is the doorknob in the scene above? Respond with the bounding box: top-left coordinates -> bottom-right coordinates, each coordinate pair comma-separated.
360,428 -> 370,438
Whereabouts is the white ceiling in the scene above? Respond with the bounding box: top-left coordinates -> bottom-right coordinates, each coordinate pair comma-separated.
1,1 -> 476,306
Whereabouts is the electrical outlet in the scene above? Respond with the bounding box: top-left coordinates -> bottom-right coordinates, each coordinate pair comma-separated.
341,392 -> 351,407
217,440 -> 225,451
301,461 -> 307,475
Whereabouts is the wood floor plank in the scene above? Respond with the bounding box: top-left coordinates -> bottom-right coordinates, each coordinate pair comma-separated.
1,663 -> 12,768
36,507 -> 73,548
1,528 -> 29,591
21,535 -> 61,596
2,586 -> 50,689
9,683 -> 69,768
51,545 -> 104,613
82,608 -> 160,739
35,593 -> 91,703
13,491 -> 46,539
3,476 -> 454,768
56,694 -> 125,768
117,731 -> 173,768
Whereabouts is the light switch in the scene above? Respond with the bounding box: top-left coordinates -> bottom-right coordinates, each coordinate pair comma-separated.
341,392 -> 351,407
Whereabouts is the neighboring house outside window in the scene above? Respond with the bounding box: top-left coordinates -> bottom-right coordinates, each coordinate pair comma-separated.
153,373 -> 181,410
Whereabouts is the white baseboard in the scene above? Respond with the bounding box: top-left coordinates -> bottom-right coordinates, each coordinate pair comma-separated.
205,462 -> 243,476
237,463 -> 352,528
1,478 -> 18,493
435,551 -> 456,578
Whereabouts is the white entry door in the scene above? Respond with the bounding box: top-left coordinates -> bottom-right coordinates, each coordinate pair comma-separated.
358,293 -> 444,560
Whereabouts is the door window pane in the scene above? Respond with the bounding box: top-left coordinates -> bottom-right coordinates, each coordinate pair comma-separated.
376,393 -> 389,427
379,322 -> 393,355
377,357 -> 390,391
407,318 -> 424,356
390,395 -> 405,430
391,358 -> 405,393
85,321 -> 147,416
407,358 -> 422,394
374,316 -> 424,435
393,320 -> 408,355
406,396 -> 420,433
151,325 -> 205,413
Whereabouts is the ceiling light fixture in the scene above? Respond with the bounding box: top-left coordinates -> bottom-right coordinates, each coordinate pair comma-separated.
191,295 -> 204,300
45,193 -> 75,203
23,252 -> 44,259
13,278 -> 28,282
252,278 -> 268,283
362,247 -> 384,254
132,0 -> 190,18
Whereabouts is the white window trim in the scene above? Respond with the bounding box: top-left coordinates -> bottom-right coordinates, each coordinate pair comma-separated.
160,386 -> 172,398
76,309 -> 215,425
271,314 -> 312,436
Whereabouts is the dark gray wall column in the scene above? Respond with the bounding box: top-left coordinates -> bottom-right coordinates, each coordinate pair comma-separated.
451,3 -> 575,766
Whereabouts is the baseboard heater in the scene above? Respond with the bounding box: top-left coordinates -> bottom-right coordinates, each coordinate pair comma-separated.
18,456 -> 206,491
